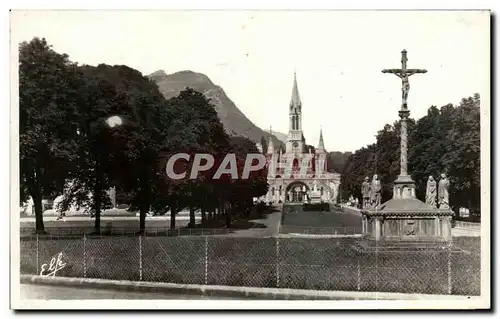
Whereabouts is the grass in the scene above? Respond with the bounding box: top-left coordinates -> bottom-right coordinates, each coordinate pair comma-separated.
280,205 -> 362,234
20,235 -> 480,295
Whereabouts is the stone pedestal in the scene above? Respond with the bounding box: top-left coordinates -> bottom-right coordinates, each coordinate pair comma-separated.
362,175 -> 453,242
362,198 -> 453,242
309,190 -> 322,204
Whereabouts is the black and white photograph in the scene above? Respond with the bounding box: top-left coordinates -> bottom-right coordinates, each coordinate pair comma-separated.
9,9 -> 490,310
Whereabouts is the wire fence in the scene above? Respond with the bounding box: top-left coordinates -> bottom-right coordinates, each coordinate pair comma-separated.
278,225 -> 362,235
20,235 -> 480,296
20,227 -> 239,237
20,225 -> 363,237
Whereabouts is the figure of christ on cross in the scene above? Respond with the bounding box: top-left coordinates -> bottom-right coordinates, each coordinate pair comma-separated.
382,49 -> 427,108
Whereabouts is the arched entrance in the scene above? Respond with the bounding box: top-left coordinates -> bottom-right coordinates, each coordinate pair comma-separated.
285,181 -> 309,203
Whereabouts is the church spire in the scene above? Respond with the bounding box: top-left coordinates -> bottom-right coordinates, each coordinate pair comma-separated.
267,125 -> 275,154
290,71 -> 302,109
317,126 -> 325,152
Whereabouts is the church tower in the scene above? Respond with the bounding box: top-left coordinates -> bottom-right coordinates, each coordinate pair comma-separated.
315,127 -> 327,174
286,72 -> 305,154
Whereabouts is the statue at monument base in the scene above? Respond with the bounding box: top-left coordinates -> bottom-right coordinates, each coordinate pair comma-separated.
425,176 -> 437,208
361,176 -> 371,209
438,173 -> 450,209
370,175 -> 382,208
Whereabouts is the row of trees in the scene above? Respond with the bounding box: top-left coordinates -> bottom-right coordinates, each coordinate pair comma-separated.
341,94 -> 480,214
20,37 -> 268,234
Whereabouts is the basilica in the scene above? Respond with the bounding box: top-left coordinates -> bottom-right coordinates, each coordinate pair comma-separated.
258,73 -> 341,204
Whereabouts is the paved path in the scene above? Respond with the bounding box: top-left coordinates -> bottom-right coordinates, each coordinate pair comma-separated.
20,209 -> 282,237
20,284 -> 238,300
20,217 -> 192,234
215,209 -> 282,237
20,215 -> 198,223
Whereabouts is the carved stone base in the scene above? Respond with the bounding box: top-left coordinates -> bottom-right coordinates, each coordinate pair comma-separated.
393,175 -> 417,199
361,198 -> 453,242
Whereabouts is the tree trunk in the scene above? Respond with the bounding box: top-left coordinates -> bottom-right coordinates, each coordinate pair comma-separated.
138,184 -> 150,235
170,205 -> 176,230
28,169 -> 44,234
94,159 -> 104,235
189,206 -> 195,228
201,207 -> 206,226
225,203 -> 231,228
94,191 -> 102,235
139,202 -> 149,235
32,192 -> 45,234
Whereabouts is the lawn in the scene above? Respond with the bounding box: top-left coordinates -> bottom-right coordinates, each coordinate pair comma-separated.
279,205 -> 362,234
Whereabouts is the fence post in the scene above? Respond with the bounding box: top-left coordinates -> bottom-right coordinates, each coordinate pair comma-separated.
139,235 -> 143,281
204,236 -> 208,285
83,234 -> 87,278
357,259 -> 361,291
375,240 -> 378,293
447,240 -> 452,294
276,237 -> 280,288
36,234 -> 39,275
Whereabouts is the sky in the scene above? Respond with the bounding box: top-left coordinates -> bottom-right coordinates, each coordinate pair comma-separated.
11,10 -> 490,152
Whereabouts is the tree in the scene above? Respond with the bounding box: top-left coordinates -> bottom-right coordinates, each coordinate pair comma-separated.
260,136 -> 268,154
83,64 -> 171,235
344,94 -> 480,215
59,65 -> 129,234
19,38 -> 82,233
155,88 -> 231,229
328,151 -> 353,173
225,136 -> 268,225
341,144 -> 376,202
442,96 -> 480,211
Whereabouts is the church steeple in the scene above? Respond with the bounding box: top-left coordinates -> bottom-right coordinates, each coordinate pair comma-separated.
317,126 -> 325,152
289,71 -> 302,110
286,72 -> 305,154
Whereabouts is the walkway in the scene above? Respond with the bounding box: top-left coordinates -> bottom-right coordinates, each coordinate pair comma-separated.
19,284 -> 237,300
216,208 -> 282,237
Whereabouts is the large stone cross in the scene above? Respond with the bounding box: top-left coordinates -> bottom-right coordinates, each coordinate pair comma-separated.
382,50 -> 427,180
382,49 -> 427,109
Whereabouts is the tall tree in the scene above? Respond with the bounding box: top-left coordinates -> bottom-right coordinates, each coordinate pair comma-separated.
344,94 -> 480,214
19,38 -> 82,233
59,65 -> 128,234
84,64 -> 171,234
155,88 -> 231,229
260,136 -> 268,154
442,96 -> 480,211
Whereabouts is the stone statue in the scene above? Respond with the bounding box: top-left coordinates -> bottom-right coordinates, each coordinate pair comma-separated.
361,176 -> 371,208
400,74 -> 410,105
438,173 -> 450,209
425,176 -> 437,208
396,70 -> 418,106
370,175 -> 382,208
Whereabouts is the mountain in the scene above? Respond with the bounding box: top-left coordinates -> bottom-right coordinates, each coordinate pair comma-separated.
273,131 -> 288,143
148,70 -> 285,148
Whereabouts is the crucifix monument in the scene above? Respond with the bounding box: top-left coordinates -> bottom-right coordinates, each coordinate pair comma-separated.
382,49 -> 427,185
360,50 -> 453,243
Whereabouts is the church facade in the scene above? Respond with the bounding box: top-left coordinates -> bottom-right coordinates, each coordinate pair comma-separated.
258,73 -> 341,204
